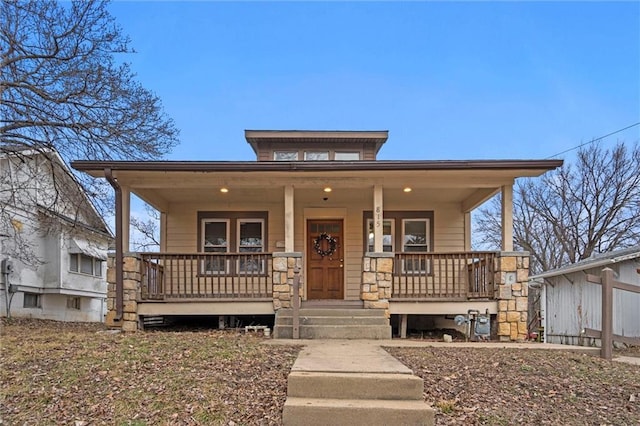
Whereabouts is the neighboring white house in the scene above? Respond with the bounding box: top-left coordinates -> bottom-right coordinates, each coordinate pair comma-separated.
530,246 -> 640,346
0,148 -> 112,322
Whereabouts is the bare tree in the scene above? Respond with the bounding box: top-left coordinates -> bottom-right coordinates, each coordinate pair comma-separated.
475,142 -> 640,274
1,0 -> 178,264
130,203 -> 160,251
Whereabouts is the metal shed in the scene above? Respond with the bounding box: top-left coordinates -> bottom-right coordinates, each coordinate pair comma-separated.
530,246 -> 640,346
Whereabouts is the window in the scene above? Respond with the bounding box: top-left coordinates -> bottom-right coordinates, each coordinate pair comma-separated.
67,296 -> 81,310
274,151 -> 298,161
363,211 -> 434,273
402,219 -> 430,273
304,151 -> 329,160
238,219 -> 265,273
70,254 -> 103,277
198,212 -> 268,275
366,219 -> 394,252
335,152 -> 360,161
23,293 -> 41,308
202,219 -> 230,273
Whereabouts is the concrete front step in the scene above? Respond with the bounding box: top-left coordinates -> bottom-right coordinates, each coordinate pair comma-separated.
274,324 -> 391,339
276,316 -> 390,326
287,372 -> 423,400
274,308 -> 391,339
282,397 -> 434,426
278,308 -> 389,317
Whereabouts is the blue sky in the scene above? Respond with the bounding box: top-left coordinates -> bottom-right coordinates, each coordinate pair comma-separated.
108,1 -> 640,162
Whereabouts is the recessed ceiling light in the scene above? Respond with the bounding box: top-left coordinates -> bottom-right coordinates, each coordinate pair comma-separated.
220,187 -> 229,193
403,187 -> 412,193
323,187 -> 332,193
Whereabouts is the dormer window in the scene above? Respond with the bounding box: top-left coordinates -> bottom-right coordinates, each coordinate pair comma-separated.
304,151 -> 329,161
274,151 -> 298,161
335,152 -> 360,161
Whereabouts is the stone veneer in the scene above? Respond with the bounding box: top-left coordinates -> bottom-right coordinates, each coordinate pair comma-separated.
272,252 -> 303,311
495,252 -> 529,342
361,252 -> 394,317
105,254 -> 141,332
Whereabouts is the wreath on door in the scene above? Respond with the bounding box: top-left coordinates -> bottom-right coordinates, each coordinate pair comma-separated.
313,233 -> 338,257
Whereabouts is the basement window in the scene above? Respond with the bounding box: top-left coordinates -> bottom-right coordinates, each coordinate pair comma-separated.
23,293 -> 41,308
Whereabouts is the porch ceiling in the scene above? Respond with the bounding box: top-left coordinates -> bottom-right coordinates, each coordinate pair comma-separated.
71,160 -> 562,212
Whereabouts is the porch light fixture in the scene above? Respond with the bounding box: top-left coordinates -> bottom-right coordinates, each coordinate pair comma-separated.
220,187 -> 229,193
403,187 -> 412,193
323,187 -> 332,193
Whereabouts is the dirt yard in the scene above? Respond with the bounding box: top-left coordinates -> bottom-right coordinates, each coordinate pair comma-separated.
1,318 -> 638,425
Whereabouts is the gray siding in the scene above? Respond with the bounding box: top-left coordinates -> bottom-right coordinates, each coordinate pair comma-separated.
544,261 -> 640,345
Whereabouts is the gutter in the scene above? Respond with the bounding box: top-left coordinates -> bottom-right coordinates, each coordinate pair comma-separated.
104,168 -> 123,321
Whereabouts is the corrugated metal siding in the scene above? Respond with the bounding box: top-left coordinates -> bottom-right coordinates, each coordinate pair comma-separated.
545,261 -> 640,345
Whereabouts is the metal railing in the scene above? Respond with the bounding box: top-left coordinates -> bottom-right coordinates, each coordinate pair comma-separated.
139,253 -> 273,300
392,251 -> 497,299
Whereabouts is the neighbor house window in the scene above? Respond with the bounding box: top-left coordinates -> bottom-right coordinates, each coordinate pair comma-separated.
67,296 -> 81,310
366,219 -> 394,252
199,213 -> 268,275
274,151 -> 298,161
304,151 -> 329,160
70,254 -> 103,277
23,293 -> 41,308
335,152 -> 360,160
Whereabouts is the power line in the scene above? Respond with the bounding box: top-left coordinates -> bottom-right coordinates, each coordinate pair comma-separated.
546,122 -> 640,159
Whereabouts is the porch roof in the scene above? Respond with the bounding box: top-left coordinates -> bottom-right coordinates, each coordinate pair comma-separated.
72,158 -> 562,175
71,158 -> 562,212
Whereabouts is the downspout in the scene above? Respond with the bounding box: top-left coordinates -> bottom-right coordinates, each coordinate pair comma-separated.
104,168 -> 123,321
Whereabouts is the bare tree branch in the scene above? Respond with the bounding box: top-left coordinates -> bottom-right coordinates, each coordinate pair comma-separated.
1,0 -> 178,265
474,142 -> 640,274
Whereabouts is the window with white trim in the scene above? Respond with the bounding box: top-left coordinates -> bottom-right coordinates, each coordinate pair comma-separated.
363,211 -> 434,273
199,214 -> 268,274
238,219 -> 265,273
366,219 -> 394,252
202,219 -> 230,273
402,219 -> 430,273
70,254 -> 103,277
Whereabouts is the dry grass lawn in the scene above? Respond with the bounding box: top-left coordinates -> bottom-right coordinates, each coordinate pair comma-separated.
1,318 -> 639,425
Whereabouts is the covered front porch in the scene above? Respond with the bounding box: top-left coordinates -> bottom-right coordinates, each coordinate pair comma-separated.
71,158 -> 558,340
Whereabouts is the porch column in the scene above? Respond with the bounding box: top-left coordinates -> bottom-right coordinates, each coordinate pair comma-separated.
159,211 -> 167,252
501,184 -> 513,251
373,185 -> 384,252
121,185 -> 131,252
284,185 -> 294,252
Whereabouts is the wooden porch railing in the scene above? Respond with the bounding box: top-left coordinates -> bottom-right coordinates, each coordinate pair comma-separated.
139,253 -> 273,300
392,251 -> 497,299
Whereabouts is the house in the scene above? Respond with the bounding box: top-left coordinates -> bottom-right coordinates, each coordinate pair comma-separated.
530,246 -> 640,346
71,130 -> 562,339
0,148 -> 112,322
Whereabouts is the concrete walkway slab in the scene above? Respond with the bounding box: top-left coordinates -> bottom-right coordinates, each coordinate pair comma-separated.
291,340 -> 412,374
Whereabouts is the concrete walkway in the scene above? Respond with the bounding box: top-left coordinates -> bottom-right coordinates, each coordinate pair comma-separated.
267,338 -> 640,366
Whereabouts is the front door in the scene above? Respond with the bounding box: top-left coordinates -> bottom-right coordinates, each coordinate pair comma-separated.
307,219 -> 344,299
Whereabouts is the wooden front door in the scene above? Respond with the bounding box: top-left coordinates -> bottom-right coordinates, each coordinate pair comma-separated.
307,219 -> 344,300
